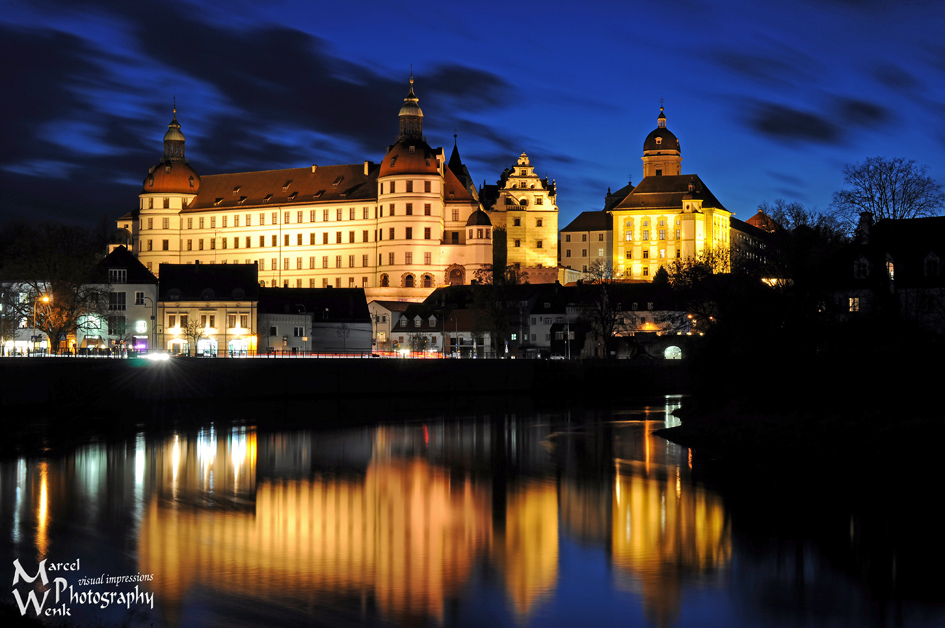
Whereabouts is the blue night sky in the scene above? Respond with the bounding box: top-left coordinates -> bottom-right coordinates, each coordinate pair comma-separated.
2,0 -> 944,231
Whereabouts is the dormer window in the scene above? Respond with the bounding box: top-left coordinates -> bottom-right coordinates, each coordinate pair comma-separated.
332,176 -> 343,187
655,137 -> 662,145
233,186 -> 241,195
283,180 -> 292,191
264,194 -> 272,203
408,146 -> 416,154
214,198 -> 223,206
238,196 -> 247,204
189,176 -> 195,188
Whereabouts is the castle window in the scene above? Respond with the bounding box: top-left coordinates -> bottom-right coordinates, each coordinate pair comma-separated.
655,169 -> 662,176
425,181 -> 431,193
406,181 -> 413,193
536,240 -> 543,248
515,240 -> 521,247
514,218 -> 521,227
536,219 -> 543,227
536,197 -> 543,205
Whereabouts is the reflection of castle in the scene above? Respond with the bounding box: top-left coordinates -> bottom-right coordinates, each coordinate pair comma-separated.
133,410 -> 728,628
610,424 -> 731,628
138,428 -> 559,627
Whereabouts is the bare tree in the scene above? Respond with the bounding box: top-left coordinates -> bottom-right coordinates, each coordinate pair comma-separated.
182,318 -> 206,356
473,264 -> 528,357
584,258 -> 614,284
830,157 -> 945,230
0,222 -> 108,354
336,321 -> 351,353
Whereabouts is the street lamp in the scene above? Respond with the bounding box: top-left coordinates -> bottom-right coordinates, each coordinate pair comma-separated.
32,295 -> 50,356
142,295 -> 156,354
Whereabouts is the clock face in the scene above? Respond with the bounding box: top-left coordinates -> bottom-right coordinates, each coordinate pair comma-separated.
135,320 -> 148,334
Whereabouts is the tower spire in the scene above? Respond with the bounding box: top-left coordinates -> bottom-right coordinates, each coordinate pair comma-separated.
163,100 -> 187,163
398,71 -> 423,140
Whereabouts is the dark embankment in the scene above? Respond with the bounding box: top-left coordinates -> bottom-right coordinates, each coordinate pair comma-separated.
0,356 -> 688,456
658,328 -> 945,482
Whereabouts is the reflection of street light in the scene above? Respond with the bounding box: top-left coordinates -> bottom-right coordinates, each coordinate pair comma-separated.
32,295 -> 50,356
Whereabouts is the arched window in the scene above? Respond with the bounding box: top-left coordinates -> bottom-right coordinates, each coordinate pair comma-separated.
422,274 -> 433,288
380,274 -> 389,288
404,274 -> 415,288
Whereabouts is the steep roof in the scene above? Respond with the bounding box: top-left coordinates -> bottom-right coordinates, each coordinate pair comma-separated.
561,211 -> 613,232
612,174 -> 726,212
184,163 -> 378,212
99,245 -> 157,285
158,262 -> 259,302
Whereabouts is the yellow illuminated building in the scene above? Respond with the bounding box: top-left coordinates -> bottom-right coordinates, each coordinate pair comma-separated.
485,151 -> 560,271
611,106 -> 731,280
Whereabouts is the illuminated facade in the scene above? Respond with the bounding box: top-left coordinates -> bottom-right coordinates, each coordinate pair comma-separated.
610,107 -> 732,280
484,152 -> 559,270
119,77 -> 490,299
157,263 -> 259,356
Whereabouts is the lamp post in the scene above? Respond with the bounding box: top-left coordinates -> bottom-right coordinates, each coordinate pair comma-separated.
142,295 -> 156,354
32,295 -> 49,356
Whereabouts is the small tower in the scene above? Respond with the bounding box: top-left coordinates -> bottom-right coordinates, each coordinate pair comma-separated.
398,73 -> 423,141
642,104 -> 682,178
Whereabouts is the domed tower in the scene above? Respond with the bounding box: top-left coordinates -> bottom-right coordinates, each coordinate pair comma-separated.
137,105 -> 200,272
464,209 -> 493,270
377,74 -> 446,289
642,105 -> 681,178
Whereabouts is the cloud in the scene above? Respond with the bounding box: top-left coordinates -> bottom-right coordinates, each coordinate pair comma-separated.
871,63 -> 919,90
0,25 -> 101,165
835,97 -> 888,128
749,102 -> 840,144
713,49 -> 813,88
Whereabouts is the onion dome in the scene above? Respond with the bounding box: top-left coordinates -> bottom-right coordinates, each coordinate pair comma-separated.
643,105 -> 680,153
142,104 -> 201,193
465,209 -> 492,227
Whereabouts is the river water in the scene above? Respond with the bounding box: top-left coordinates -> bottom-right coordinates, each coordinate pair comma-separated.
1,395 -> 943,627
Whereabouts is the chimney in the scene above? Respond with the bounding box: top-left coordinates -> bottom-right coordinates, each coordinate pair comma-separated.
856,211 -> 874,243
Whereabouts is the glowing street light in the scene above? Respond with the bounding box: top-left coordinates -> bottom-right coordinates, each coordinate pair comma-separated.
32,294 -> 50,356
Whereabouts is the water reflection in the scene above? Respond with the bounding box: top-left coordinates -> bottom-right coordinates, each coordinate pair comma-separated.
0,396 -> 941,627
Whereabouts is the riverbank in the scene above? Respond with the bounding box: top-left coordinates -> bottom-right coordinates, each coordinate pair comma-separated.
0,356 -> 689,409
